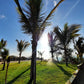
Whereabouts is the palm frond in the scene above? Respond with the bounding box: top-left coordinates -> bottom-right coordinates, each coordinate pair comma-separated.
14,0 -> 64,41
22,42 -> 30,51
54,23 -> 81,47
1,48 -> 9,60
65,24 -> 81,45
54,26 -> 65,45
0,39 -> 7,49
40,0 -> 64,28
71,34 -> 80,38
75,37 -> 84,54
14,0 -> 32,33
16,39 -> 19,44
68,24 -> 81,34
48,32 -> 56,47
64,23 -> 68,31
16,39 -> 30,52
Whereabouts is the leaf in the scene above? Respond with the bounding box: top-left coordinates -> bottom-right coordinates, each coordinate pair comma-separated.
40,0 -> 64,28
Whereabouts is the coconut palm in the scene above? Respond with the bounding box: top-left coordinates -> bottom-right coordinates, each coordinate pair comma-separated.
48,32 -> 61,60
73,37 -> 84,63
54,23 -> 81,66
1,48 -> 9,70
14,0 -> 64,83
48,32 -> 57,59
0,39 -> 7,55
16,39 -> 30,64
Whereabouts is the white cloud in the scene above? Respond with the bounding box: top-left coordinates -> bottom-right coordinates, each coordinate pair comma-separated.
53,0 -> 57,6
0,14 -> 6,19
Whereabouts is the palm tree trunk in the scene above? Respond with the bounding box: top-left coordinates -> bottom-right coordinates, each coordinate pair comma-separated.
51,48 -> 54,59
80,53 -> 83,63
64,46 -> 68,66
0,49 -> 1,56
2,60 -> 5,70
41,55 -> 42,62
5,62 -> 9,84
30,35 -> 37,84
18,52 -> 21,64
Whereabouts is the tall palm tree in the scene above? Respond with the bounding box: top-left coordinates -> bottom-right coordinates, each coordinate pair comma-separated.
54,23 -> 81,66
14,0 -> 64,83
16,39 -> 30,64
48,32 -> 57,59
73,37 -> 84,63
1,48 -> 9,70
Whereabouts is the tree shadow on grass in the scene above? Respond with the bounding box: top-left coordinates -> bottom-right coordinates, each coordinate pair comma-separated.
56,64 -> 71,77
0,69 -> 3,71
67,65 -> 76,70
27,62 -> 42,84
7,67 -> 30,84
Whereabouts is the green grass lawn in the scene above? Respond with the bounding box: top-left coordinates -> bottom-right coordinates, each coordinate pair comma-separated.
0,61 -> 77,84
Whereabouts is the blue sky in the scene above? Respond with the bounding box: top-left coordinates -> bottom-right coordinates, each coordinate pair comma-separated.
0,0 -> 84,59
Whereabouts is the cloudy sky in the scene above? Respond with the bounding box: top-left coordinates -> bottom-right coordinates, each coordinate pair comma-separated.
0,0 -> 84,59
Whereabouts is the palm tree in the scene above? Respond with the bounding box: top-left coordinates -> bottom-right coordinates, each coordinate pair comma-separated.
14,0 -> 64,83
54,23 -> 81,66
16,39 -> 30,64
73,37 -> 84,63
38,51 -> 44,62
0,39 -> 7,55
48,32 -> 57,59
1,48 -> 9,70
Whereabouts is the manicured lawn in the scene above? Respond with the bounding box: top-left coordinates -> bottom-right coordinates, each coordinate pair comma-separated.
0,61 -> 77,84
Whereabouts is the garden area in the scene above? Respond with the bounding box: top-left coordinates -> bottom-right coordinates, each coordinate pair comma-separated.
0,61 -> 77,84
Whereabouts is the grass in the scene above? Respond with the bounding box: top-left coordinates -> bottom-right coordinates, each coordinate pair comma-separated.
0,61 -> 77,84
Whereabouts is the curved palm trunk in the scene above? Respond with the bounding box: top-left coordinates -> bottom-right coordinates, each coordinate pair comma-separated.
2,59 -> 5,70
18,52 -> 21,64
64,46 -> 68,66
30,35 -> 37,84
5,62 -> 9,84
